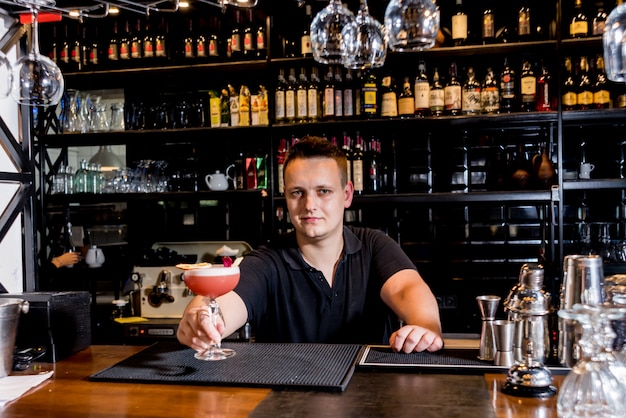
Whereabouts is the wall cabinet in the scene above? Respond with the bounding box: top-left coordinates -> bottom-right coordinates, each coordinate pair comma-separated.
34,0 -> 626,333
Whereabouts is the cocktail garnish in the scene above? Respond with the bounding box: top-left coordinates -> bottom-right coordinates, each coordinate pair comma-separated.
222,256 -> 233,267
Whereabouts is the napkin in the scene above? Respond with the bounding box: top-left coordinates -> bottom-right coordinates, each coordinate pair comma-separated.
0,371 -> 54,407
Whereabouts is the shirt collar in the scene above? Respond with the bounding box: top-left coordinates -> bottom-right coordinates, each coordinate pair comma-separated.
282,226 -> 362,271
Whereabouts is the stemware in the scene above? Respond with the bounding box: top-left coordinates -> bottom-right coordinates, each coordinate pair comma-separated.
11,1 -> 65,107
310,0 -> 355,65
341,0 -> 387,70
557,304 -> 626,418
384,0 -> 440,52
604,1 -> 626,82
0,52 -> 12,99
183,265 -> 240,360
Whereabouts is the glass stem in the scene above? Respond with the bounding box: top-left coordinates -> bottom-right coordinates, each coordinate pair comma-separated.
207,298 -> 222,349
30,8 -> 40,56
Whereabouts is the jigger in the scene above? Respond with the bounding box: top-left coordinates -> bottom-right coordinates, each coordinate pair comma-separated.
477,295 -> 501,361
493,319 -> 515,367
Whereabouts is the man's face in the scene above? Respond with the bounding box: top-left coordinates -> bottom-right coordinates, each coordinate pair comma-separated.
284,157 -> 353,242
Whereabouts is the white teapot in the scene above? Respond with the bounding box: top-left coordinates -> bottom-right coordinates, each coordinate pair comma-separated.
85,245 -> 105,268
205,164 -> 235,191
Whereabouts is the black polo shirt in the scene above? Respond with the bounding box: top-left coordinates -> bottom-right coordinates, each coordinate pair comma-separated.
235,226 -> 417,344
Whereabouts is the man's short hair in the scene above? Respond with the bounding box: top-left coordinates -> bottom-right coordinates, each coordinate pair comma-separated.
283,136 -> 348,186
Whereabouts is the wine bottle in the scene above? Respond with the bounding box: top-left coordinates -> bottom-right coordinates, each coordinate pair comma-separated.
107,20 -> 120,68
451,0 -> 468,46
286,68 -> 297,123
79,25 -> 89,71
130,18 -> 143,60
196,19 -> 208,62
276,138 -> 288,195
308,67 -> 321,121
243,10 -> 256,59
208,17 -> 221,61
296,67 -> 309,123
184,18 -> 195,60
69,23 -> 81,72
562,57 -> 578,110
462,67 -> 482,115
231,10 -> 243,60
342,132 -> 353,183
142,18 -> 155,64
361,71 -> 378,119
380,74 -> 398,118
398,76 -> 415,118
88,26 -> 102,69
517,0 -> 532,41
444,61 -> 462,116
301,4 -> 313,57
481,67 -> 500,114
592,1 -> 608,36
577,56 -> 593,110
414,60 -> 430,117
352,135 -> 365,195
343,69 -> 355,119
482,0 -> 496,44
119,20 -> 131,63
429,67 -> 445,116
520,59 -> 537,112
59,24 -> 71,71
535,61 -> 554,111
570,0 -> 589,38
256,15 -> 267,59
154,17 -> 169,63
593,55 -> 611,108
334,67 -> 344,119
323,66 -> 336,120
500,57 -> 517,112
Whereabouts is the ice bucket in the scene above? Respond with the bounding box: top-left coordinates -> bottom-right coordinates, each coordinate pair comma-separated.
0,298 -> 29,378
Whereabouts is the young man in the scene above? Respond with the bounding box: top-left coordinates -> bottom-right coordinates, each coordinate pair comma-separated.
177,136 -> 443,353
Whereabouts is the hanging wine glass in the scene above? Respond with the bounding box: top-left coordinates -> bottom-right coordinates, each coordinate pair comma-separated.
341,0 -> 387,70
11,2 -> 65,107
0,51 -> 12,99
603,1 -> 626,82
310,0 -> 355,65
384,0 -> 440,52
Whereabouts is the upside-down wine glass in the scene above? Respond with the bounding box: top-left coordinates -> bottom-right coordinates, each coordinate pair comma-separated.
0,52 -> 12,99
183,265 -> 240,360
310,0 -> 355,65
603,1 -> 626,82
11,0 -> 65,107
384,0 -> 440,52
341,0 -> 387,70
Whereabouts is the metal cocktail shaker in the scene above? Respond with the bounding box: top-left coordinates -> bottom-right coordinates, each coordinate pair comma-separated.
504,263 -> 553,364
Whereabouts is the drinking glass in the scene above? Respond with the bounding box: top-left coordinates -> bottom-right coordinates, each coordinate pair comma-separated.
341,0 -> 387,70
604,2 -> 626,82
183,265 -> 240,360
11,4 -> 64,107
0,52 -> 12,99
310,0 -> 355,65
557,304 -> 626,418
384,0 -> 440,52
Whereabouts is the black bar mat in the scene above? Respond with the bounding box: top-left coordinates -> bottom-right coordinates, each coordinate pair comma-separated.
90,341 -> 362,392
358,345 -> 569,375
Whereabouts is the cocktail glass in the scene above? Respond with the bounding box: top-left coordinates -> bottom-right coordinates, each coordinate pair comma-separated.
184,265 -> 240,360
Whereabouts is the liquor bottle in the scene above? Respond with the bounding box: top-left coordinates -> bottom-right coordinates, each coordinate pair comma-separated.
79,26 -> 89,71
119,20 -> 131,62
286,68 -> 297,123
592,1 -> 608,36
184,18 -> 195,60
323,66 -> 336,120
74,159 -> 89,194
63,220 -> 76,258
593,55 -> 611,108
462,67 -> 482,115
154,17 -> 169,63
429,67 -> 445,116
296,67 -> 309,122
256,15 -> 267,59
482,0 -> 496,44
47,24 -> 59,67
246,155 -> 258,189
142,18 -> 156,64
535,62 -> 554,111
231,10 -> 243,60
88,26 -> 102,69
510,144 -> 534,190
367,137 -> 381,193
614,79 -> 626,108
208,17 -> 222,60
256,155 -> 268,189
131,18 -> 143,60
414,61 -> 430,117
239,85 -> 251,126
343,69 -> 355,119
570,0 -> 589,38
69,23 -> 81,72
444,61 -> 462,115
380,74 -> 398,118
481,67 -> 500,113
361,71 -> 378,119
342,133 -> 353,184
577,56 -> 593,109
276,138 -> 288,195
500,57 -> 517,112
520,59 -> 537,112
107,20 -> 120,67
398,76 -> 415,118
352,135 -> 365,195
59,24 -> 71,71
451,0 -> 468,46
355,70 -> 362,118
308,67 -> 321,121
517,0 -> 532,41
301,4 -> 313,57
562,57 -> 578,110
196,19 -> 208,62
243,10 -> 256,59
334,67 -> 344,119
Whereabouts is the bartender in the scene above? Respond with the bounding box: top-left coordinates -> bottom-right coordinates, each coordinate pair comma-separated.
178,136 -> 443,353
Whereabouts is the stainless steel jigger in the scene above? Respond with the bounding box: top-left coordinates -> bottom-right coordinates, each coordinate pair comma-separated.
477,295 -> 501,361
493,319 -> 515,367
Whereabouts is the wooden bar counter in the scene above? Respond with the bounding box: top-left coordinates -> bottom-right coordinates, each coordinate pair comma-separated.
1,345 -> 563,417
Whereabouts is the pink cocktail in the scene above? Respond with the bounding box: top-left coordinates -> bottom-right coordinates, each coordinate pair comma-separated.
183,265 -> 240,360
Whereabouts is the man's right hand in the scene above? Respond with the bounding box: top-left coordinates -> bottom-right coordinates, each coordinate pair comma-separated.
177,297 -> 225,352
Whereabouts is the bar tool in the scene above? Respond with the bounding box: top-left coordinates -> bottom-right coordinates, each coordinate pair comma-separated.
493,319 -> 515,367
502,340 -> 557,398
504,263 -> 552,364
476,295 -> 500,361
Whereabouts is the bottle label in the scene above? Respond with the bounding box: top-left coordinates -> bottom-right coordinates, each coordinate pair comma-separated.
563,92 -> 577,106
381,92 -> 398,117
594,90 -> 610,104
483,15 -> 495,38
131,41 -> 141,59
231,34 -> 242,52
334,89 -> 343,117
362,83 -> 377,115
577,91 -> 593,105
308,89 -> 319,118
570,21 -> 589,36
521,76 -> 536,95
184,41 -> 194,58
286,90 -> 296,118
414,82 -> 430,110
257,33 -> 266,50
108,44 -> 118,61
518,13 -> 530,35
593,21 -> 605,36
297,89 -> 308,118
352,160 -> 364,191
324,88 -> 334,116
197,41 -> 207,58
444,85 -> 462,110
462,89 -> 481,113
155,40 -> 166,58
209,40 -> 219,57
71,45 -> 80,63
452,14 -> 468,40
301,35 -> 312,55
398,97 -> 414,115
343,88 -> 354,117
89,47 -> 99,65
481,88 -> 500,112
244,33 -> 254,51
143,42 -> 154,58
429,89 -> 444,111
616,94 -> 626,108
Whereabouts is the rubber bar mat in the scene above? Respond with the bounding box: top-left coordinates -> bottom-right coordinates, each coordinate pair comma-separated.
358,345 -> 570,374
90,341 -> 362,392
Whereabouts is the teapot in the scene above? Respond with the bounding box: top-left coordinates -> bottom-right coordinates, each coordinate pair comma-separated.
85,245 -> 105,268
205,164 -> 235,191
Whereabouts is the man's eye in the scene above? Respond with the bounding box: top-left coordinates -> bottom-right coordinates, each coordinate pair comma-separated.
319,189 -> 330,195
290,190 -> 302,197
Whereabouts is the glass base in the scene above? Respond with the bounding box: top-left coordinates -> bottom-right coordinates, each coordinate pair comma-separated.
194,348 -> 236,361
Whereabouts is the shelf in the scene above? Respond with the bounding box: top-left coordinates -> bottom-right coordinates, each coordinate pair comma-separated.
561,108 -> 626,125
385,40 -> 559,60
45,189 -> 266,205
562,179 -> 626,190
